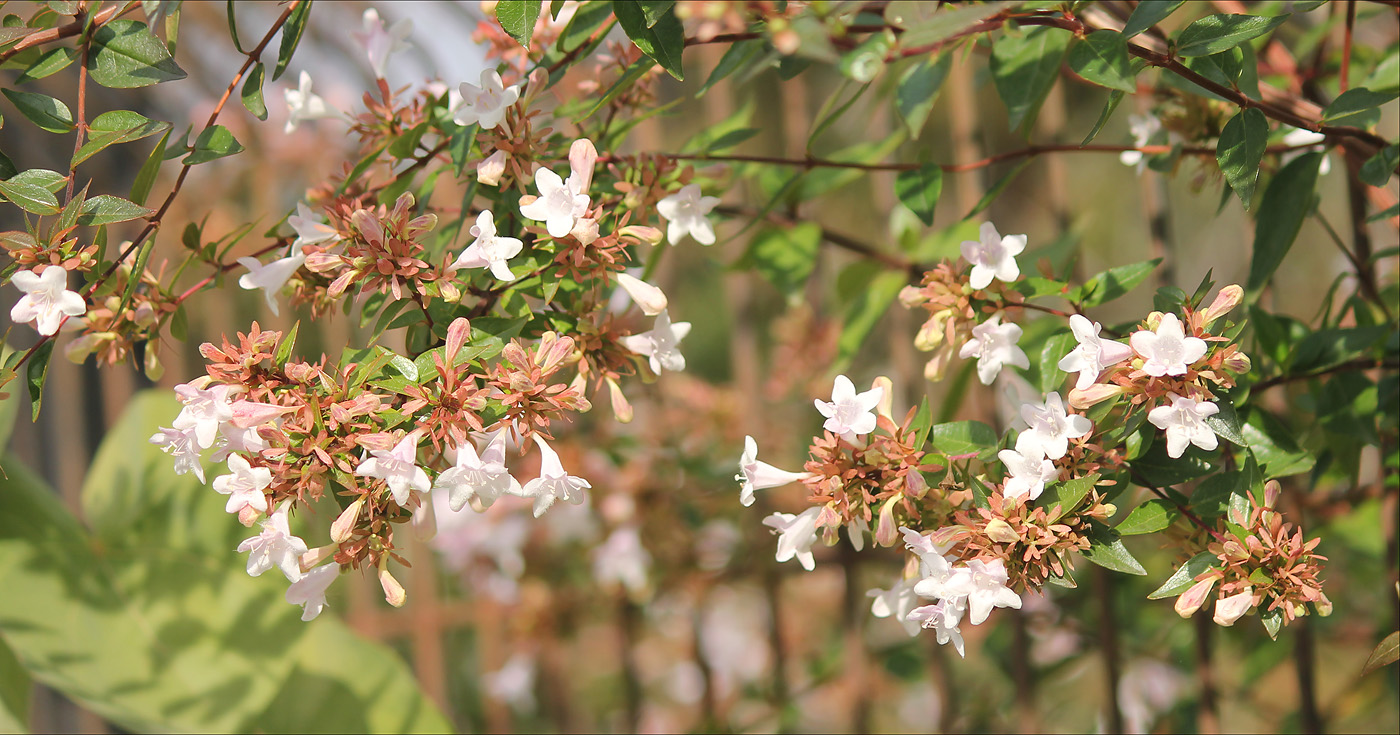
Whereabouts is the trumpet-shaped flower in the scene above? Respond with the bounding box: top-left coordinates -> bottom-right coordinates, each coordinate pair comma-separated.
912,550 -> 974,602
288,201 -> 341,248
1058,314 -> 1133,390
1016,392 -> 1092,461
9,267 -> 85,336
998,448 -> 1059,502
1130,313 -> 1206,377
283,71 -> 338,134
238,250 -> 306,317
477,149 -> 507,186
435,431 -> 521,511
1147,394 -> 1220,458
520,167 -> 590,239
735,435 -> 812,507
619,309 -> 690,374
355,433 -> 431,506
656,184 -> 721,245
454,69 -> 520,131
907,597 -> 967,656
762,506 -> 822,571
213,453 -> 272,514
615,272 -> 668,316
959,315 -> 1029,385
173,381 -> 235,450
286,563 -> 339,621
237,503 -> 308,581
814,375 -> 884,442
1213,587 -> 1254,627
450,210 -> 523,281
964,558 -> 1022,625
1282,127 -> 1330,175
355,8 -> 412,79
149,426 -> 207,483
518,435 -> 591,518
868,578 -> 922,636
960,222 -> 1025,290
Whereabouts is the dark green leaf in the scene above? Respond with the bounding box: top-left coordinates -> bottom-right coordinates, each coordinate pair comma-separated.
1203,398 -> 1248,447
1360,144 -> 1398,187
895,53 -> 952,139
898,1 -> 1017,47
0,636 -> 29,733
1080,522 -> 1147,575
1038,331 -> 1075,393
894,164 -> 943,226
71,109 -> 171,166
929,420 -> 997,456
613,0 -> 684,80
1075,258 -> 1162,307
77,195 -> 154,226
697,38 -> 761,97
582,56 -> 654,119
638,0 -> 674,27
1123,0 -> 1185,39
1040,473 -> 1100,522
1261,607 -> 1283,639
25,340 -> 53,421
1081,89 -> 1125,145
87,19 -> 187,88
225,0 -> 245,53
498,0 -> 542,48
1176,13 -> 1289,58
0,178 -> 60,215
129,128 -> 169,206
1289,325 -> 1389,373
1117,498 -> 1181,535
1133,438 -> 1215,487
184,124 -> 244,165
743,223 -> 820,299
990,25 -> 1072,133
1217,108 -> 1268,208
1069,30 -> 1136,92
1147,551 -> 1217,598
807,81 -> 870,151
272,0 -> 311,81
1243,410 -> 1315,479
13,45 -> 76,83
963,158 -> 1033,220
1,88 -> 72,133
241,61 -> 267,121
1321,87 -> 1398,124
8,169 -> 66,193
1245,152 -> 1321,301
558,0 -> 613,52
1362,632 -> 1400,676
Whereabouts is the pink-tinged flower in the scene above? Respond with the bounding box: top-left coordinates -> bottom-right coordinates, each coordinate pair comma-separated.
762,506 -> 822,571
656,184 -> 721,245
283,71 -> 339,134
517,435 -> 591,518
286,563 -> 339,621
1058,314 -> 1133,390
912,550 -> 974,602
454,69 -> 520,131
814,374 -> 883,442
173,381 -> 236,450
354,8 -> 412,79
211,422 -> 269,463
520,167 -> 590,238
568,138 -> 598,192
619,309 -> 690,374
907,597 -> 967,656
592,526 -> 651,593
1174,577 -> 1217,618
288,201 -> 341,248
901,526 -> 952,567
1147,393 -> 1220,458
1016,392 -> 1092,461
149,426 -> 206,483
477,149 -> 507,186
960,222 -> 1025,290
1212,587 -> 1254,627
450,210 -> 523,281
213,453 -> 272,514
998,448 -> 1059,502
1130,313 -> 1206,377
868,578 -> 922,636
355,433 -> 431,506
237,502 -> 308,581
735,436 -> 811,507
959,315 -> 1030,385
615,272 -> 668,316
964,558 -> 1022,625
9,267 -> 85,336
435,431 -> 521,511
238,250 -> 306,317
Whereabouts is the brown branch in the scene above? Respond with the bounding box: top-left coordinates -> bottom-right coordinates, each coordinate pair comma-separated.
0,2 -> 130,63
1251,357 -> 1400,392
714,204 -> 920,275
1341,1 -> 1357,93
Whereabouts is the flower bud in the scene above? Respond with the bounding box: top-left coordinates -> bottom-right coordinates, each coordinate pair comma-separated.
446,317 -> 472,363
619,225 -> 664,245
923,347 -> 952,382
477,149 -> 507,186
144,345 -> 164,381
1212,588 -> 1254,627
133,301 -> 157,327
985,518 -> 1020,544
412,495 -> 437,541
872,376 -> 894,420
817,503 -> 841,530
65,332 -> 115,363
1263,479 -> 1280,510
379,563 -> 407,608
237,504 -> 261,527
875,496 -> 900,547
914,312 -> 949,351
1200,284 -> 1243,326
1174,577 -> 1216,618
606,377 -> 634,423
1068,383 -> 1126,410
330,498 -> 364,543
1314,591 -> 1333,617
615,272 -> 669,316
904,470 -> 928,499
300,545 -> 336,571
1222,351 -> 1252,375
847,518 -> 868,551
568,138 -> 598,193
570,217 -> 599,245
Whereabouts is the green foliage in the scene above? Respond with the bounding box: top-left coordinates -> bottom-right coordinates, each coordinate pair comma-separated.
990,25 -> 1071,134
929,421 -> 997,456
894,53 -> 951,139
614,0 -> 684,80
497,0 -> 543,49
87,19 -> 187,88
1068,30 -> 1136,93
0,88 -> 72,133
185,125 -> 245,165
894,164 -> 943,226
1216,108 -> 1268,208
1175,14 -> 1288,58
1245,152 -> 1322,302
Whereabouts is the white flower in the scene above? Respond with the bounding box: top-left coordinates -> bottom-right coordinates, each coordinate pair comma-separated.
286,563 -> 339,621
1130,313 -> 1207,377
355,433 -> 431,506
213,453 -> 272,514
237,503 -> 308,581
519,167 -> 590,239
963,558 -> 1022,625
762,506 -> 822,571
814,374 -> 884,442
238,250 -> 306,317
450,210 -> 523,281
1212,587 -> 1254,627
477,149 -> 507,186
1120,113 -> 1162,170
619,309 -> 690,374
484,653 -> 536,711
900,526 -> 951,568
656,184 -> 721,245
735,435 -> 812,507
907,597 -> 967,656
288,201 -> 341,248
958,315 -> 1030,385
1282,127 -> 1330,175
868,578 -> 922,636
172,380 -> 235,450
1147,393 -> 1220,458
454,69 -> 520,131
960,222 -> 1025,290
1058,314 -> 1134,391
592,526 -> 650,593
9,267 -> 85,336
517,434 -> 591,518
211,422 -> 269,463
1016,392 -> 1092,461
283,71 -> 338,134
615,272 -> 668,316
354,8 -> 412,79
997,448 -> 1059,502
149,426 -> 206,483
912,550 -> 974,602
434,431 -> 521,511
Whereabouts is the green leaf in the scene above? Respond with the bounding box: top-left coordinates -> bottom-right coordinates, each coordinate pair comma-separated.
898,1 -> 1017,47
241,61 -> 267,121
1245,152 -> 1321,301
895,53 -> 952,139
272,0 -> 311,81
0,178 -> 60,215
1203,398 -> 1248,447
807,81 -> 870,152
1133,439 -> 1215,487
1068,30 -> 1137,93
7,169 -> 66,194
71,110 -> 171,167
1176,13 -> 1289,58
77,195 -> 154,226
1081,89 -> 1126,146
1075,258 -> 1162,307
836,270 -> 906,370
1360,144 -> 1398,188
1321,87 -> 1399,125
638,0 -> 674,27
0,88 -> 72,133
1040,473 -> 1100,523
1117,498 -> 1181,535
0,635 -> 29,733
129,128 -> 169,206
184,124 -> 244,165
1038,331 -> 1075,393
613,0 -> 684,80
743,223 -> 820,299
894,164 -> 943,226
497,0 -> 542,48
1261,607 -> 1283,639
929,420 -> 997,456
13,45 -> 77,83
1362,631 -> 1400,676
558,0 -> 613,53
1147,551 -> 1217,599
1216,108 -> 1268,208
990,25 -> 1072,133
25,341 -> 53,421
1122,0 -> 1185,39
1243,411 -> 1315,479
697,38 -> 761,97
225,0 -> 245,53
1080,522 -> 1147,575
581,56 -> 654,119
87,19 -> 187,88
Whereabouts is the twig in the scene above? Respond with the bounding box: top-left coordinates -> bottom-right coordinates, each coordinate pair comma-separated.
0,2 -> 130,63
1194,611 -> 1220,734
1341,1 -> 1357,93
1095,566 -> 1125,735
1252,357 -> 1400,392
